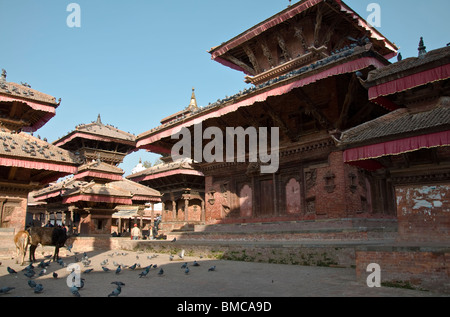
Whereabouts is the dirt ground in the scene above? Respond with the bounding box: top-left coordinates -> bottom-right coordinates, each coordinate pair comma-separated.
0,245 -> 447,298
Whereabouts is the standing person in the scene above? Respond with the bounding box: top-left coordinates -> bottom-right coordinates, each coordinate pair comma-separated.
131,224 -> 140,240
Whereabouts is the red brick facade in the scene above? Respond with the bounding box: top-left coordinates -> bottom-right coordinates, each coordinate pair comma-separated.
396,184 -> 450,243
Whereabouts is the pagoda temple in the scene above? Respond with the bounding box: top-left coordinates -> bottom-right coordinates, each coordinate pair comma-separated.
0,69 -> 79,231
136,0 -> 399,233
33,115 -> 161,235
339,42 -> 450,243
128,90 -> 205,234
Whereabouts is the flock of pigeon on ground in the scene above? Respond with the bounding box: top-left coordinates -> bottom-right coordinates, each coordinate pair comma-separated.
0,247 -> 217,297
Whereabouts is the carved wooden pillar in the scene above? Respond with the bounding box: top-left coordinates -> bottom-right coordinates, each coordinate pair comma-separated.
201,200 -> 205,223
172,201 -> 176,220
68,205 -> 76,234
184,197 -> 189,223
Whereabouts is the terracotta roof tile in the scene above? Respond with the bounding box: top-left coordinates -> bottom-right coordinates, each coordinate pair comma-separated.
0,131 -> 80,165
339,97 -> 450,146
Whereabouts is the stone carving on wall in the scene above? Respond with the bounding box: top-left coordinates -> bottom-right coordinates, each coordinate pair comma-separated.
324,171 -> 336,193
305,169 -> 317,190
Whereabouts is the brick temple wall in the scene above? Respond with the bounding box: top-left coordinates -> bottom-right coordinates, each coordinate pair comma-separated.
356,247 -> 450,293
0,193 -> 27,232
203,151 -> 380,225
395,183 -> 450,242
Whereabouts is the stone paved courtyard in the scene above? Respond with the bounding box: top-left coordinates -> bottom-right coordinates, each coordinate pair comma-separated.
0,248 -> 447,298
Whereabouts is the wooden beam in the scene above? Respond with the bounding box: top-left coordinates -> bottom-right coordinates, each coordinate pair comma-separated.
314,6 -> 323,47
260,101 -> 298,142
277,33 -> 291,62
259,38 -> 275,68
7,167 -> 17,181
223,54 -> 255,75
336,74 -> 360,129
292,88 -> 332,130
294,26 -> 309,52
243,44 -> 261,73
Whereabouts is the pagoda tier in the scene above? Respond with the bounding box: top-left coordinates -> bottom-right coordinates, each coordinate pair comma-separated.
0,69 -> 79,230
209,0 -> 397,85
136,0 -> 398,227
32,115 -> 160,235
0,69 -> 61,132
54,114 -> 136,166
127,158 -> 205,231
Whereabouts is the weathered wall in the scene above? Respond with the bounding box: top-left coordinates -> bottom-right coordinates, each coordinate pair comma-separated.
356,247 -> 450,293
396,184 -> 450,242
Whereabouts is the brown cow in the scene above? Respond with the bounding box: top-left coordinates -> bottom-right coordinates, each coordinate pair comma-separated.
14,230 -> 30,266
28,227 -> 70,262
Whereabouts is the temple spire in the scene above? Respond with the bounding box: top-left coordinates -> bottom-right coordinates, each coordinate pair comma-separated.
418,37 -> 427,58
188,87 -> 198,111
96,113 -> 102,124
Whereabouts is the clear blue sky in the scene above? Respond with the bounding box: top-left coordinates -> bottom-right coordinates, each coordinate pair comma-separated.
0,0 -> 449,175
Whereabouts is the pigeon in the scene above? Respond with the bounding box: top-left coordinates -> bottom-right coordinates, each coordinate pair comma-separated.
171,237 -> 176,242
38,269 -> 46,276
83,269 -> 93,274
0,287 -> 15,295
70,286 -> 80,297
24,270 -> 35,278
169,255 -> 174,261
34,284 -> 44,294
7,267 -> 17,275
158,268 -> 164,276
66,244 -> 73,252
24,264 -> 34,271
185,267 -> 190,275
102,266 -> 111,272
129,263 -> 137,270
100,259 -> 108,266
138,268 -> 150,278
179,249 -> 185,259
115,265 -> 122,274
152,264 -> 157,269
208,266 -> 216,272
193,261 -> 200,267
28,280 -> 37,289
108,287 -> 121,297
181,262 -> 188,269
53,272 -> 58,279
